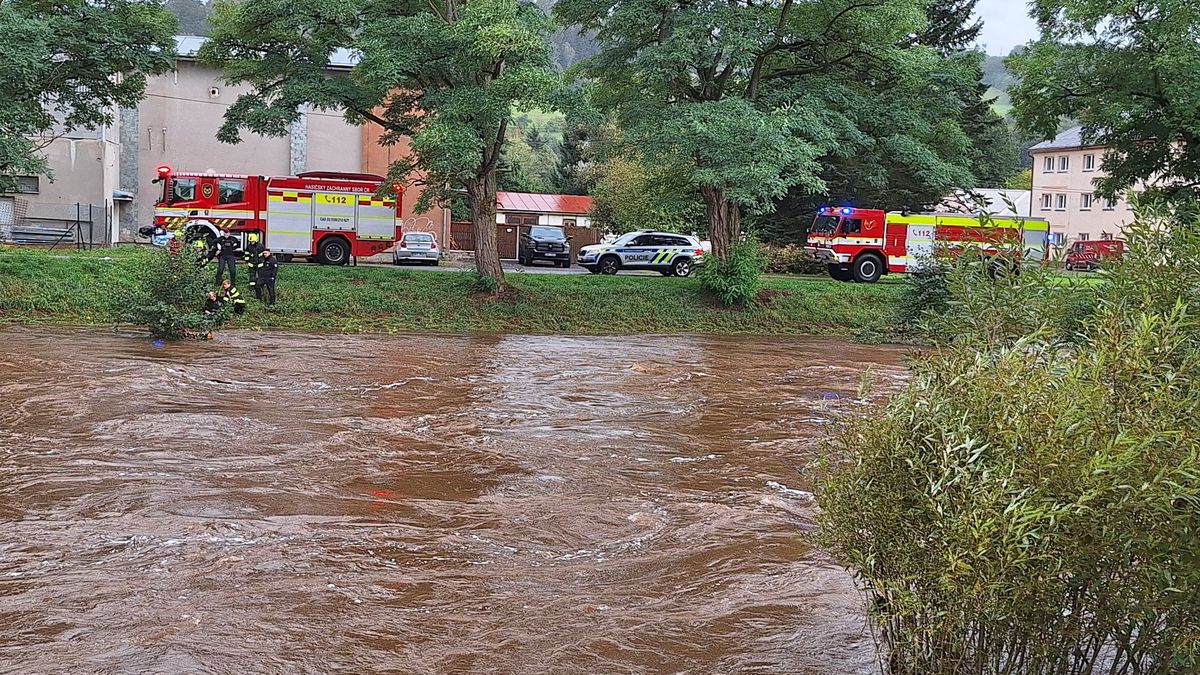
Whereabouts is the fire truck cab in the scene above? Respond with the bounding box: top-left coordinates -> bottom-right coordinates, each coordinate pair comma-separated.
806,206 -> 1049,283
151,165 -> 404,265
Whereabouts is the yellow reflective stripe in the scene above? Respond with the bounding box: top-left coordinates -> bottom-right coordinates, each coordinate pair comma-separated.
267,230 -> 310,236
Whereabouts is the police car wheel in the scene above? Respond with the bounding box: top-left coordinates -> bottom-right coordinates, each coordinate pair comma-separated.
599,255 -> 621,275
670,258 -> 692,277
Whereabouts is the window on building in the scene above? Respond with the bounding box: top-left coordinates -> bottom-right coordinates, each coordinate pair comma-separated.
1055,194 -> 1068,211
1043,156 -> 1054,172
563,218 -> 576,227
1103,197 -> 1116,211
218,179 -> 246,204
1083,154 -> 1096,171
1040,193 -> 1052,210
169,178 -> 196,204
1081,194 -> 1093,210
1078,232 -> 1090,241
13,176 -> 39,194
1049,232 -> 1065,246
1058,156 -> 1070,172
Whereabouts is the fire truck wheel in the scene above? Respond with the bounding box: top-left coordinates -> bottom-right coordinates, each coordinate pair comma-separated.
852,254 -> 884,283
827,264 -> 853,282
317,237 -> 350,266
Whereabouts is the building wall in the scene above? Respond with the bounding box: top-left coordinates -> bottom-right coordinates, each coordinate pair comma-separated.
1031,146 -> 1134,245
495,212 -> 592,228
360,126 -> 450,243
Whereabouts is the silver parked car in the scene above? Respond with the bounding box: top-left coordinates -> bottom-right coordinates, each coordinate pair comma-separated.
393,231 -> 441,266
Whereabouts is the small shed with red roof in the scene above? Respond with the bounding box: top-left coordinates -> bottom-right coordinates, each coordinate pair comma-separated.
495,191 -> 594,229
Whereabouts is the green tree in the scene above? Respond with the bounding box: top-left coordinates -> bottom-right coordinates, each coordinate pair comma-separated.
590,153 -> 702,234
201,0 -> 560,288
557,0 -> 941,259
1010,0 -> 1200,199
0,0 -> 176,191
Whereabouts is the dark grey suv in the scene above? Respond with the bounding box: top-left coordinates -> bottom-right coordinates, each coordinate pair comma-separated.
519,226 -> 572,268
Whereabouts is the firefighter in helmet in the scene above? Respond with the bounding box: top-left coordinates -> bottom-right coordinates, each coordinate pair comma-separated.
243,232 -> 266,299
220,279 -> 247,315
213,227 -> 241,285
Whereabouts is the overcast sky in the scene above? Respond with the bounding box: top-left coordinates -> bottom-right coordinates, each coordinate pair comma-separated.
976,0 -> 1039,55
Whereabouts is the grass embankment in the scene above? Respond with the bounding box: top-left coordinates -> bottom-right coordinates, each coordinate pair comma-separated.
0,247 -> 903,335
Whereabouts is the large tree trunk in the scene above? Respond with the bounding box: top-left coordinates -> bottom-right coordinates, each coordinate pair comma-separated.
700,186 -> 742,260
465,169 -> 505,288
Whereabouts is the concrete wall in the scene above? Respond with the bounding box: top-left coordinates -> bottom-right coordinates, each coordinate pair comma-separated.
361,125 -> 451,243
0,134 -> 120,244
1031,147 -> 1135,245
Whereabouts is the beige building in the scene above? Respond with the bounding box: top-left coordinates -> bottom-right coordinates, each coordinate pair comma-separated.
1030,127 -> 1135,248
3,36 -> 447,244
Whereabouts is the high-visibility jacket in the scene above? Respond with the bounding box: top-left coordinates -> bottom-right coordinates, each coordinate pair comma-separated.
243,242 -> 266,269
223,286 -> 247,307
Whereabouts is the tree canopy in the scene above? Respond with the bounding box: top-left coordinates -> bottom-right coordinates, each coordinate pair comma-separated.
0,0 -> 176,191
202,0 -> 560,286
1010,0 -> 1200,199
556,0 -> 994,257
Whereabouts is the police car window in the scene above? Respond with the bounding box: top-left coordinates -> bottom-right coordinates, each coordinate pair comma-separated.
842,218 -> 863,235
629,235 -> 656,247
665,236 -> 691,247
218,180 -> 245,204
170,178 -> 196,203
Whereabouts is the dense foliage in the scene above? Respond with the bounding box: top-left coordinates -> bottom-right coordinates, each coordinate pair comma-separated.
0,0 -> 176,191
119,247 -> 227,340
1010,0 -> 1200,199
697,237 -> 765,307
819,205 -> 1200,673
202,0 -> 561,288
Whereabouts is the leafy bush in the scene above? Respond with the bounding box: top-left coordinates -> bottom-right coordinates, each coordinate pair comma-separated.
698,237 -> 765,306
119,246 -> 226,339
818,204 -> 1200,674
761,244 -> 824,275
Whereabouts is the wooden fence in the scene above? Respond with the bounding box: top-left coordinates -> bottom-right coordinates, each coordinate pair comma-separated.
448,222 -> 601,260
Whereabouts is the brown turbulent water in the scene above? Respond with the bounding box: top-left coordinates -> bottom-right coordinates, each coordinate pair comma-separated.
0,327 -> 907,674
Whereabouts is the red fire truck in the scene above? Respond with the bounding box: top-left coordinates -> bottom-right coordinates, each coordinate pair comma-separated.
149,165 -> 404,265
805,207 -> 1051,283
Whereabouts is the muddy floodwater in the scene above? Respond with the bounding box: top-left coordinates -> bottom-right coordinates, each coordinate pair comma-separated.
0,328 -> 907,674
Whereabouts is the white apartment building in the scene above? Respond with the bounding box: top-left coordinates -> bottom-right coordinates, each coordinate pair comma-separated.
1030,127 -> 1135,247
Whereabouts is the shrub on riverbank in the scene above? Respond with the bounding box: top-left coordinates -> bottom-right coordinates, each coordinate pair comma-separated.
118,246 -> 227,340
818,206 -> 1200,673
698,237 -> 766,306
0,246 -> 902,336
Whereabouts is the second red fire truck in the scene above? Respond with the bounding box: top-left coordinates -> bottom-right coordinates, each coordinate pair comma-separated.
150,165 -> 405,265
805,207 -> 1051,283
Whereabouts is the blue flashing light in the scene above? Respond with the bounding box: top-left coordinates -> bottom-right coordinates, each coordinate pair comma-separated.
819,207 -> 828,214
841,207 -> 853,215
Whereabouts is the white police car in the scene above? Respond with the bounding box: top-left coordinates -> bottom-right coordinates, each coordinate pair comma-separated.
578,231 -> 706,277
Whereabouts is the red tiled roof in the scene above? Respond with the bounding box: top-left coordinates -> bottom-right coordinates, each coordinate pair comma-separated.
497,191 -> 593,216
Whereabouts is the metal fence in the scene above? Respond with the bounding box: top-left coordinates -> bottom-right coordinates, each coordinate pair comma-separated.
0,199 -> 107,250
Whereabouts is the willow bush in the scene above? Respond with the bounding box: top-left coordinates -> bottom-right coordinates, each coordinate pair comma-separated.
119,246 -> 227,339
818,204 -> 1200,674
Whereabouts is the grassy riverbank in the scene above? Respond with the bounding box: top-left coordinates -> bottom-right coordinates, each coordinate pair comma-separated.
0,247 -> 904,336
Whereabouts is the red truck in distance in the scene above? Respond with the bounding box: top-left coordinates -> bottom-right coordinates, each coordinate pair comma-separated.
150,165 -> 404,265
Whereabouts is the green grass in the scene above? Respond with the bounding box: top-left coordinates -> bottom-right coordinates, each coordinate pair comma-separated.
0,247 -> 904,336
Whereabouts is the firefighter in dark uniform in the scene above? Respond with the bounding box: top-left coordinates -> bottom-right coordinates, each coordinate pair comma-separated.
243,232 -> 266,299
258,249 -> 279,306
203,291 -> 221,316
220,279 -> 247,315
214,228 -> 241,285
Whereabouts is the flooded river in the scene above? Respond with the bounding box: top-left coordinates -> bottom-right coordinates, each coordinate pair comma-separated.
0,328 -> 907,674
